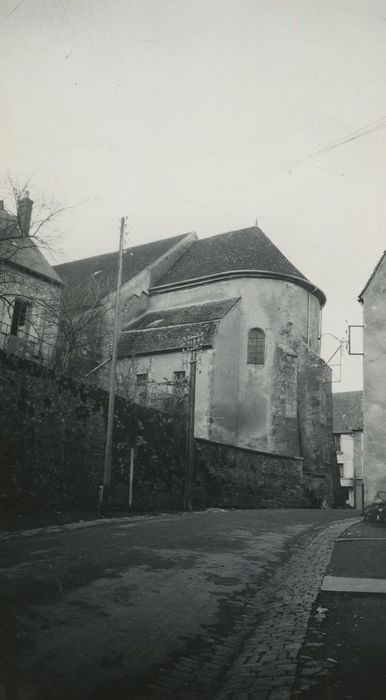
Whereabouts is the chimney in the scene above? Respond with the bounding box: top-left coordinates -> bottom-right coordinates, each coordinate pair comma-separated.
17,191 -> 33,236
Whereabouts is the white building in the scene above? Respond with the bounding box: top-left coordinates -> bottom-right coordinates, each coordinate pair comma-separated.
333,391 -> 363,509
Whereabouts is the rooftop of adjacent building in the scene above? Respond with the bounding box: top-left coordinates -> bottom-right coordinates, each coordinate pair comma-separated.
0,196 -> 63,285
333,390 -> 363,434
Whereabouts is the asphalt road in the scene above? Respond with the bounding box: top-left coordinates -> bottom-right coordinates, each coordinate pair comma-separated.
0,509 -> 356,700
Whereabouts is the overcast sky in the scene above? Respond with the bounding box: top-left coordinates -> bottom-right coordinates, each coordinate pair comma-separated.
2,0 -> 386,391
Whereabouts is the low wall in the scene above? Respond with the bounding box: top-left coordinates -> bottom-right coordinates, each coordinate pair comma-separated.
194,439 -> 307,509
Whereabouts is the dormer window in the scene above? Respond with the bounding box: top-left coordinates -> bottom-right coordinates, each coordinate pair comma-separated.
247,328 -> 265,365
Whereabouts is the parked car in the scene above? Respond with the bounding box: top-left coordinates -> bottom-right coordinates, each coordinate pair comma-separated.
364,494 -> 386,523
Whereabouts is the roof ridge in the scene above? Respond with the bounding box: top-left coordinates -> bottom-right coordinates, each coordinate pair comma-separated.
54,232 -> 194,269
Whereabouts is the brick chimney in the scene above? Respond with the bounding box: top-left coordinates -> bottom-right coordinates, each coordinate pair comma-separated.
17,191 -> 33,236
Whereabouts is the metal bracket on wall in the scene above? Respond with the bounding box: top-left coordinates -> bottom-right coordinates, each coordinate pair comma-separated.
348,325 -> 364,356
321,332 -> 346,383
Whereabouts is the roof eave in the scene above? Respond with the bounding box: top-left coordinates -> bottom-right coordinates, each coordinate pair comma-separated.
151,270 -> 326,306
1,257 -> 64,286
118,342 -> 213,359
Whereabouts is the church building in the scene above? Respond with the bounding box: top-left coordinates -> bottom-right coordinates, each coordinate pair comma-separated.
56,225 -> 339,503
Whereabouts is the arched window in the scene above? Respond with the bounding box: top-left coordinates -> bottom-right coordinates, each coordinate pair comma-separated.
247,328 -> 265,365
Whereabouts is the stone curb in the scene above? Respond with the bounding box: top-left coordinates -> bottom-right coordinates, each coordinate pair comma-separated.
215,517 -> 362,700
0,512 -> 183,542
0,507 -> 228,542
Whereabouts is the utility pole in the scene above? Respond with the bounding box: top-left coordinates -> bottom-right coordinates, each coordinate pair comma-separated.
183,333 -> 203,511
99,216 -> 126,514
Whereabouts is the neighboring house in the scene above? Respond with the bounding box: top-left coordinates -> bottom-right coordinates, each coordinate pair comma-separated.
332,391 -> 363,509
0,194 -> 63,365
359,251 -> 386,504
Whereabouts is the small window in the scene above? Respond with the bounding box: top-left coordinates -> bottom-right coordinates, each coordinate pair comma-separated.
11,298 -> 31,336
334,435 -> 342,453
247,328 -> 265,365
174,371 -> 186,381
338,463 -> 344,479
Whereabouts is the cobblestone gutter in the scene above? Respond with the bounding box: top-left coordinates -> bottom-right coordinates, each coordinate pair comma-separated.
147,517 -> 359,700
215,517 -> 360,700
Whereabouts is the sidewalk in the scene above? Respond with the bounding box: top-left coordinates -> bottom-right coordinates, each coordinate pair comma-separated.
293,520 -> 386,699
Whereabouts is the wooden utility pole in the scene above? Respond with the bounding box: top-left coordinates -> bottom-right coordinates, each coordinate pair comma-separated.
183,333 -> 202,511
99,216 -> 126,514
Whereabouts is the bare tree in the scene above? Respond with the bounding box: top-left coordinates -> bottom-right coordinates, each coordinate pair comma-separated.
115,354 -> 140,398
0,177 -> 66,291
52,274 -> 116,374
0,176 -> 67,362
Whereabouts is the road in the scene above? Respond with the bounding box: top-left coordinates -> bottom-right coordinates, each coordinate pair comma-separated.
0,509 -> 357,700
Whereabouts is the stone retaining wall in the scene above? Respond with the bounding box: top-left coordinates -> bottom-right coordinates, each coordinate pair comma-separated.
194,438 -> 307,509
0,351 -> 186,513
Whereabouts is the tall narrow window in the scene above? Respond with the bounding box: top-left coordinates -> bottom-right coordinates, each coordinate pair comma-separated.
247,328 -> 265,365
10,298 -> 31,336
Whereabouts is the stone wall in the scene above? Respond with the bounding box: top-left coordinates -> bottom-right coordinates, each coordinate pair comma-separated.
194,438 -> 307,509
297,346 -> 342,505
0,351 -> 186,513
0,349 -> 339,515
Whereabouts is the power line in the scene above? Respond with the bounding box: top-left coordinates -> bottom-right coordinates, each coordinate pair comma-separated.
193,112 -> 386,212
287,115 -> 386,170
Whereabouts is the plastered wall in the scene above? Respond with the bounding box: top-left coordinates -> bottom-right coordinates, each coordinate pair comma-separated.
147,276 -> 322,456
0,266 -> 61,364
362,256 -> 386,503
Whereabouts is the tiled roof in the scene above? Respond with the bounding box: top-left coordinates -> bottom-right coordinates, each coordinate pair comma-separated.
119,297 -> 239,357
0,236 -> 63,285
54,234 -> 190,292
124,298 -> 240,331
153,227 -> 322,296
118,321 -> 217,357
333,391 -> 363,433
